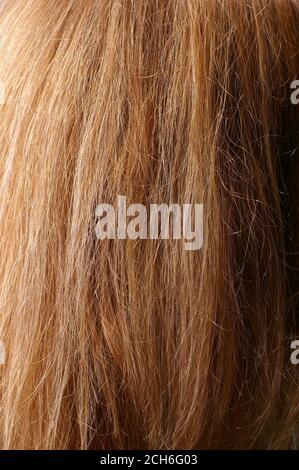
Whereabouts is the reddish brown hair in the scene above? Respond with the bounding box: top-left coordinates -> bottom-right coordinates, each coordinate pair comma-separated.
0,0 -> 299,449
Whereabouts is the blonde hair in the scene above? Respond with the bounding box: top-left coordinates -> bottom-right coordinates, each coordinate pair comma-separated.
0,0 -> 299,449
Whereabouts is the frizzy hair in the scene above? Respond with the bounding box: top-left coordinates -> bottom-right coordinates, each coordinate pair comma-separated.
0,0 -> 299,450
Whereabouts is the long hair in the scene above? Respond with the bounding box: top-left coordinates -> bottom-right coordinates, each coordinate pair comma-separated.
0,0 -> 299,449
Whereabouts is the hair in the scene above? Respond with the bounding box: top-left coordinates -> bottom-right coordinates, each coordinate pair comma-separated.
0,0 -> 299,450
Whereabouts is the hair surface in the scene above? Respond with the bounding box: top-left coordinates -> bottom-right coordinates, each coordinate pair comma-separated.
0,0 -> 299,450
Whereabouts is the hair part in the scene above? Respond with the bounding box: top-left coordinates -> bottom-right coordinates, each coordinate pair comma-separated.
0,0 -> 299,449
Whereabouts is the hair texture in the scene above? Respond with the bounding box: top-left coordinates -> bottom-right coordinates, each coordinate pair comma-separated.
0,0 -> 299,450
